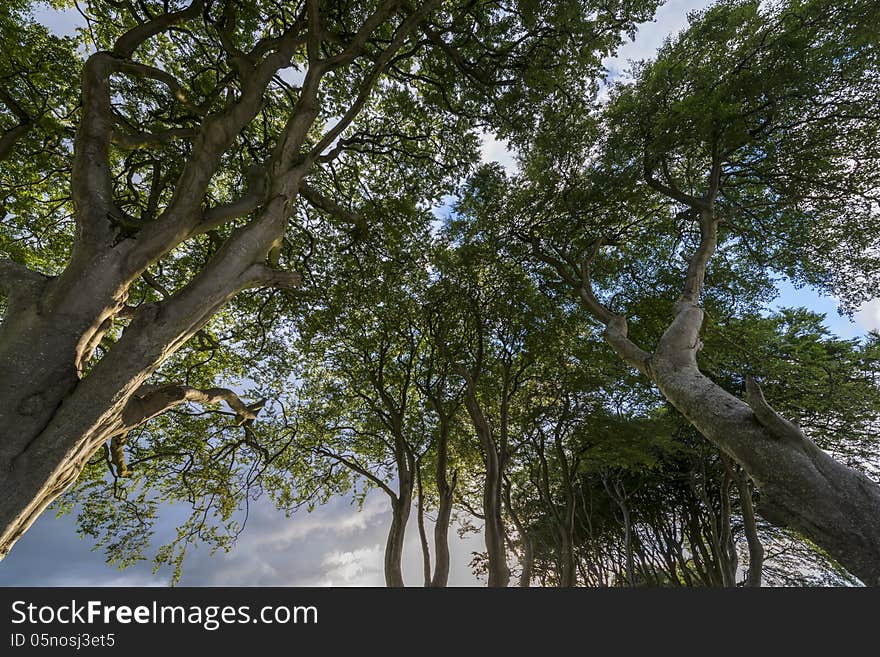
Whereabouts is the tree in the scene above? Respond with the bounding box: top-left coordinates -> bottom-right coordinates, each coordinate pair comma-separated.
0,0 -> 659,558
294,217 -> 433,587
521,0 -> 880,583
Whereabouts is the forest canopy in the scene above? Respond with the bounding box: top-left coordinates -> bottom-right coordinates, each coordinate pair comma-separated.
1,0 -> 879,587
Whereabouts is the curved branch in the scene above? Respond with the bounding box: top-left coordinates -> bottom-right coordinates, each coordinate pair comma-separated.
112,1 -> 206,58
121,384 -> 263,429
190,166 -> 269,237
112,60 -> 206,116
0,258 -> 50,310
240,263 -> 303,291
314,446 -> 398,501
0,122 -> 31,162
744,376 -> 805,443
300,184 -> 368,235
530,238 -> 651,373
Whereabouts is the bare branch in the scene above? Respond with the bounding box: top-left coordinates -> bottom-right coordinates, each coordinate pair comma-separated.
315,446 -> 398,501
111,127 -> 198,149
644,155 -> 706,209
121,383 -> 263,429
190,165 -> 269,237
300,184 -> 368,234
112,1 -> 205,58
679,210 -> 719,306
529,239 -> 651,373
744,376 -> 806,442
240,263 -> 303,291
0,123 -> 31,162
420,22 -> 492,85
112,60 -> 206,116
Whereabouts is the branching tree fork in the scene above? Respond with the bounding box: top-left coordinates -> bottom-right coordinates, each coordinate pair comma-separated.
0,0 -> 444,557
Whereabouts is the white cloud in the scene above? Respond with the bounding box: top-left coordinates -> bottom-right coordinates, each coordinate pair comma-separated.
856,299 -> 880,333
478,130 -> 518,175
244,494 -> 388,550
320,545 -> 385,586
603,0 -> 712,83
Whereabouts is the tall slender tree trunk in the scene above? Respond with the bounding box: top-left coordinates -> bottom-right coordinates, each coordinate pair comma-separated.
735,469 -> 764,587
416,463 -> 432,587
385,496 -> 410,588
430,417 -> 455,587
482,449 -> 508,587
385,439 -> 415,588
519,534 -> 534,587
719,459 -> 738,587
461,378 -> 509,587
502,478 -> 532,587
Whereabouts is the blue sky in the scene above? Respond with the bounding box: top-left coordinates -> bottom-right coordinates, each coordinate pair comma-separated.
2,0 -> 877,588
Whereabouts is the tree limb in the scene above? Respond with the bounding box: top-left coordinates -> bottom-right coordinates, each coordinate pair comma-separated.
112,1 -> 206,58
314,446 -> 398,501
300,184 -> 368,235
121,383 -> 264,429
240,263 -> 303,291
0,258 -> 49,310
744,375 -> 805,442
529,238 -> 651,373
111,127 -> 198,149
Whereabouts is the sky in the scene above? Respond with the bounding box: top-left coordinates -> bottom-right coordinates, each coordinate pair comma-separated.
3,0 -> 878,588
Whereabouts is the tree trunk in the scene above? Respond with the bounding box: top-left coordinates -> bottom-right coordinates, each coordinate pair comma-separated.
0,196 -> 294,558
385,498 -> 409,588
482,452 -> 508,587
416,463 -> 431,587
384,437 -> 415,588
430,418 -> 455,587
558,527 -> 577,587
735,469 -> 764,587
648,303 -> 880,585
462,381 -> 509,587
519,534 -> 534,587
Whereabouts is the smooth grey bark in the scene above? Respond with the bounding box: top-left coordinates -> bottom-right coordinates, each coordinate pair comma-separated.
416,461 -> 432,586
502,477 -> 532,587
0,0 -> 439,558
553,430 -> 577,587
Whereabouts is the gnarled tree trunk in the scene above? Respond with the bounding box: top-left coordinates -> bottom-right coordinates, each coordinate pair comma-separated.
535,188 -> 880,584
0,0 -> 440,559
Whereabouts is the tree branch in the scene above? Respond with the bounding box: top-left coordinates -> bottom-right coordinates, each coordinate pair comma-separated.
121,383 -> 263,429
112,1 -> 205,58
744,376 -> 805,443
530,238 -> 651,373
190,165 -> 269,237
307,0 -> 440,162
111,126 -> 198,149
0,258 -> 49,310
240,263 -> 303,291
644,154 -> 706,209
300,184 -> 368,235
0,122 -> 31,162
314,446 -> 398,501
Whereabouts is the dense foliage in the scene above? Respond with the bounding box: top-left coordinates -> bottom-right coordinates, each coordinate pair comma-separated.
1,0 -> 879,586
